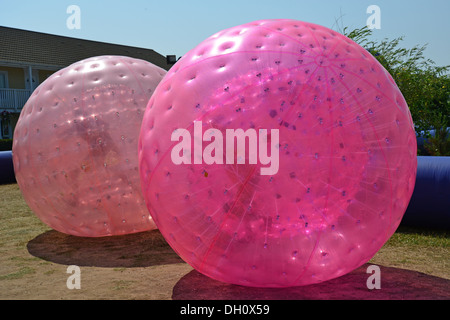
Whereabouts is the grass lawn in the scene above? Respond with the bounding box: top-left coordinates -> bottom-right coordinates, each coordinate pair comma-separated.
0,183 -> 448,299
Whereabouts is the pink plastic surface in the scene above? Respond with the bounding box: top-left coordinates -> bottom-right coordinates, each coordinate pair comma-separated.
13,56 -> 166,237
139,20 -> 417,287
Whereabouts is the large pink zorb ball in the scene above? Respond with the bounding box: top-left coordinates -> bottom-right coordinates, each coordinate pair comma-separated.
138,20 -> 417,287
13,56 -> 166,237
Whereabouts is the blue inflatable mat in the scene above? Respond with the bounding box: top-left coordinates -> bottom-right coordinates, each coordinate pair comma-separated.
403,156 -> 450,229
0,151 -> 16,184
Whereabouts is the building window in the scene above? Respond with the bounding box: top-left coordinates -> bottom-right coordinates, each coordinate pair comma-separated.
0,71 -> 9,88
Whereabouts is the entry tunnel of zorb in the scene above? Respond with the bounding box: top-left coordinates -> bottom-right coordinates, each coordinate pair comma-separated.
138,20 -> 418,287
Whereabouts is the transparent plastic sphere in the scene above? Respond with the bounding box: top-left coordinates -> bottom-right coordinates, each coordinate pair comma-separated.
138,20 -> 417,287
13,56 -> 166,237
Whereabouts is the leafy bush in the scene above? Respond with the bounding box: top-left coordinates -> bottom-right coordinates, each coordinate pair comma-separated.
345,27 -> 450,156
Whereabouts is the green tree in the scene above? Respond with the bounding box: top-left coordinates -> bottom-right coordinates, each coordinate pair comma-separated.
344,27 -> 450,156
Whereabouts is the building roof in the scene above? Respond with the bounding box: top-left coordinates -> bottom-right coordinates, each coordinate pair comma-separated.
0,26 -> 172,70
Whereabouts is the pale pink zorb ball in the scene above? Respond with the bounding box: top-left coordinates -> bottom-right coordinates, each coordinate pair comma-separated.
138,20 -> 417,287
13,56 -> 166,237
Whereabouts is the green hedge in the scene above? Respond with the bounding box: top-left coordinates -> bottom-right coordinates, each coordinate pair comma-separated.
0,139 -> 13,151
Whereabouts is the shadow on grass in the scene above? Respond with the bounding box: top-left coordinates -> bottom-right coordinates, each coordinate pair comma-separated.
172,264 -> 450,300
27,229 -> 183,268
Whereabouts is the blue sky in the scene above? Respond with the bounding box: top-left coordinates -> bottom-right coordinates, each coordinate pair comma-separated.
1,0 -> 449,67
